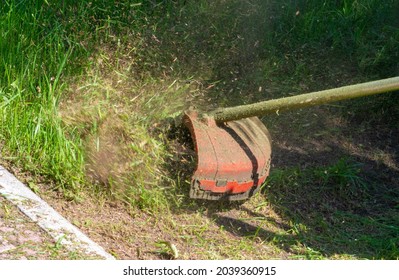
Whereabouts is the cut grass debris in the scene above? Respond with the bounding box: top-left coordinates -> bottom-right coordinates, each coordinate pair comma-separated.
264,157 -> 399,259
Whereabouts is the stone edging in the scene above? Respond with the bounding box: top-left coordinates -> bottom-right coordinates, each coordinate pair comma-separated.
0,166 -> 115,260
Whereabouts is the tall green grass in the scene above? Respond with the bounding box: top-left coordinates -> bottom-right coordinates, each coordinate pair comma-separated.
0,0 -> 168,191
0,1 -> 86,189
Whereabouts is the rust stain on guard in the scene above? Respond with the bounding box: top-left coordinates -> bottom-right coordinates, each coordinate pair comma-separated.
183,109 -> 272,200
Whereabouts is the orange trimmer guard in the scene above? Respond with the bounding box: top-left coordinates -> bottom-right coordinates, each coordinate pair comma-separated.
183,110 -> 272,200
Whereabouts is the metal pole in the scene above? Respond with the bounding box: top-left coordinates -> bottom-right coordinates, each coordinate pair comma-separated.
212,76 -> 399,123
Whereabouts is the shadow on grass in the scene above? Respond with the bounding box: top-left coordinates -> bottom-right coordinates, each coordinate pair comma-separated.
213,140 -> 399,259
119,0 -> 399,259
163,104 -> 399,260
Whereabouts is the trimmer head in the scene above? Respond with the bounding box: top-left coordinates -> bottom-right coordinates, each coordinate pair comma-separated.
180,76 -> 399,200
183,110 -> 272,201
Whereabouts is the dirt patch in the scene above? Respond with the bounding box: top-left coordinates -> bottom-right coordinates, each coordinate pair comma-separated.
85,116 -> 133,187
34,188 -> 293,259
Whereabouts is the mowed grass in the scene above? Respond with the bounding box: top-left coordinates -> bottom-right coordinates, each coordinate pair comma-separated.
0,0 -> 398,259
265,159 -> 399,259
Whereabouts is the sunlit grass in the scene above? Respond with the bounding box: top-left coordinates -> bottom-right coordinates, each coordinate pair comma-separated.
0,1 -> 85,190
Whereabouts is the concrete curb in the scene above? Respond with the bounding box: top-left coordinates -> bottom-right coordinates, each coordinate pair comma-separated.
0,166 -> 115,260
